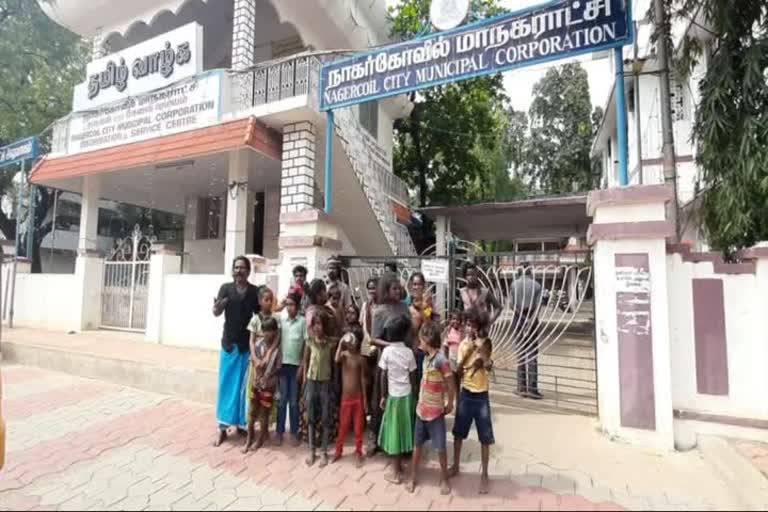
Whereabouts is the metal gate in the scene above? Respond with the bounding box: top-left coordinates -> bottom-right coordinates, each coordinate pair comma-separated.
340,239 -> 597,415
101,225 -> 153,332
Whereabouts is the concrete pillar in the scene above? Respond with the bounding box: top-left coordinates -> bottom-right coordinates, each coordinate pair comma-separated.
70,175 -> 104,331
71,254 -> 104,332
231,0 -> 256,70
281,122 -> 316,214
79,176 -> 101,252
588,184 -> 676,451
224,150 -> 250,273
276,209 -> 341,300
145,245 -> 182,343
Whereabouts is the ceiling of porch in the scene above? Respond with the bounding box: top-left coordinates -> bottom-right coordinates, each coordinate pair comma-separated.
41,151 -> 280,215
422,195 -> 591,242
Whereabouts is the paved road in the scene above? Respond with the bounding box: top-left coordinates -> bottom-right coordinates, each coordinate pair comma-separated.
0,365 -> 740,510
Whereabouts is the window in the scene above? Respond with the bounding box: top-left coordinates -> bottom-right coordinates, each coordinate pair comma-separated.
196,196 -> 222,240
359,101 -> 379,139
670,80 -> 687,121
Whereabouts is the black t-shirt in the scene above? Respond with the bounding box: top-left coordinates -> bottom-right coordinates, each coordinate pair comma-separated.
217,282 -> 261,353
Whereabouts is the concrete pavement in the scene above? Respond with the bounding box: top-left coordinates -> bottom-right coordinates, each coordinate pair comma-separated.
0,364 -> 758,510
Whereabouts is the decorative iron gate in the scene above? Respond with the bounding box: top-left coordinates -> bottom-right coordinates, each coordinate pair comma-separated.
340,239 -> 597,415
101,225 -> 154,332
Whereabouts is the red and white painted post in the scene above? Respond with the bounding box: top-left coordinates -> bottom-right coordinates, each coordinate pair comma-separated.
588,184 -> 677,451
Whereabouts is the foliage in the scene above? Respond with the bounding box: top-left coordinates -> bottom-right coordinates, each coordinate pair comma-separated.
656,0 -> 768,251
389,0 -> 525,207
0,0 -> 87,270
522,63 -> 602,194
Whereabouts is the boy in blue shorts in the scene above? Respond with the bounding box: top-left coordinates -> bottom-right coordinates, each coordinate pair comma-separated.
407,322 -> 455,495
449,308 -> 494,495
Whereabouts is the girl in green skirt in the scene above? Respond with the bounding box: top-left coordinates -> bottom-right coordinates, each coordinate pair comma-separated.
377,314 -> 418,484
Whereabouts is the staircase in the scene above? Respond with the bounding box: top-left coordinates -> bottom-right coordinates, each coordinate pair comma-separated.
333,107 -> 417,256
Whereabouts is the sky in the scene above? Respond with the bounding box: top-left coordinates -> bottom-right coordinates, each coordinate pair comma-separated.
385,0 -> 615,112
497,0 -> 613,112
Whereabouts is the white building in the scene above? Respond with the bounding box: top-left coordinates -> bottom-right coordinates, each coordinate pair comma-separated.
591,0 -> 712,247
6,0 -> 414,346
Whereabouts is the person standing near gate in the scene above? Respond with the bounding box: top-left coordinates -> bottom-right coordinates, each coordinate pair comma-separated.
459,262 -> 502,326
326,256 -> 353,310
212,256 -> 261,447
512,262 -> 543,400
367,273 -> 411,456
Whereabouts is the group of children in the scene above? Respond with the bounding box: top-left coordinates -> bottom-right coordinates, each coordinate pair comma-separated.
240,268 -> 496,496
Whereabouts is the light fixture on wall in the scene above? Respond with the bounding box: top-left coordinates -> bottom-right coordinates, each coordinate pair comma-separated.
155,159 -> 195,171
228,180 -> 247,200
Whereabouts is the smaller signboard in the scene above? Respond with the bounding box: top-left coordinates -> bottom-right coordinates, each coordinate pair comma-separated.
422,259 -> 450,284
66,71 -> 221,155
73,22 -> 204,112
0,137 -> 39,169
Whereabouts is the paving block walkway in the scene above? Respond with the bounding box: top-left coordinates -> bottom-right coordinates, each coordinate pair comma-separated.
731,440 -> 768,478
0,364 -> 748,511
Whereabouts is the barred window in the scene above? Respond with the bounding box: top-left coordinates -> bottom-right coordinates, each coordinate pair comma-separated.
196,196 -> 222,240
670,80 -> 687,121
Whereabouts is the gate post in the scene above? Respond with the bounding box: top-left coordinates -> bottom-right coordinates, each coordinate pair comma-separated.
587,184 -> 676,451
145,245 -> 182,343
72,251 -> 104,332
276,209 -> 343,299
72,176 -> 103,332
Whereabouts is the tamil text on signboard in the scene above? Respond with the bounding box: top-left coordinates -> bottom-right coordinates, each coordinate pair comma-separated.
66,72 -> 221,155
0,137 -> 39,169
422,259 -> 450,284
73,22 -> 204,112
320,0 -> 630,110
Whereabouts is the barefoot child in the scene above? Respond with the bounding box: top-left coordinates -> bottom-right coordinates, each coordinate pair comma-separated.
327,283 -> 346,331
378,314 -> 417,485
442,310 -> 464,410
300,311 -> 335,468
450,309 -> 495,495
333,326 -> 368,467
344,303 -> 361,333
408,322 -> 455,495
243,317 -> 281,453
276,293 -> 307,447
244,287 -> 276,441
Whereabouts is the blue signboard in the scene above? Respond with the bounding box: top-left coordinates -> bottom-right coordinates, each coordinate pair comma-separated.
0,137 -> 40,169
320,0 -> 632,111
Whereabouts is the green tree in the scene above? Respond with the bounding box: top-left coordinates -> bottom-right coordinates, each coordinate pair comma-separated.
658,0 -> 768,252
505,107 -> 529,179
524,63 -> 601,194
389,0 -> 518,207
0,0 -> 87,271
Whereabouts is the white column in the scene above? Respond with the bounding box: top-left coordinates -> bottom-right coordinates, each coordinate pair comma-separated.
79,176 -> 101,252
145,246 -> 182,343
589,184 -> 675,452
231,0 -> 256,70
281,122 -> 316,214
224,150 -> 250,273
277,210 -> 341,299
70,175 -> 104,331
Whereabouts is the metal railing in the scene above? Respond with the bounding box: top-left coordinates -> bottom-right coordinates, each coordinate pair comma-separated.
250,55 -> 321,107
